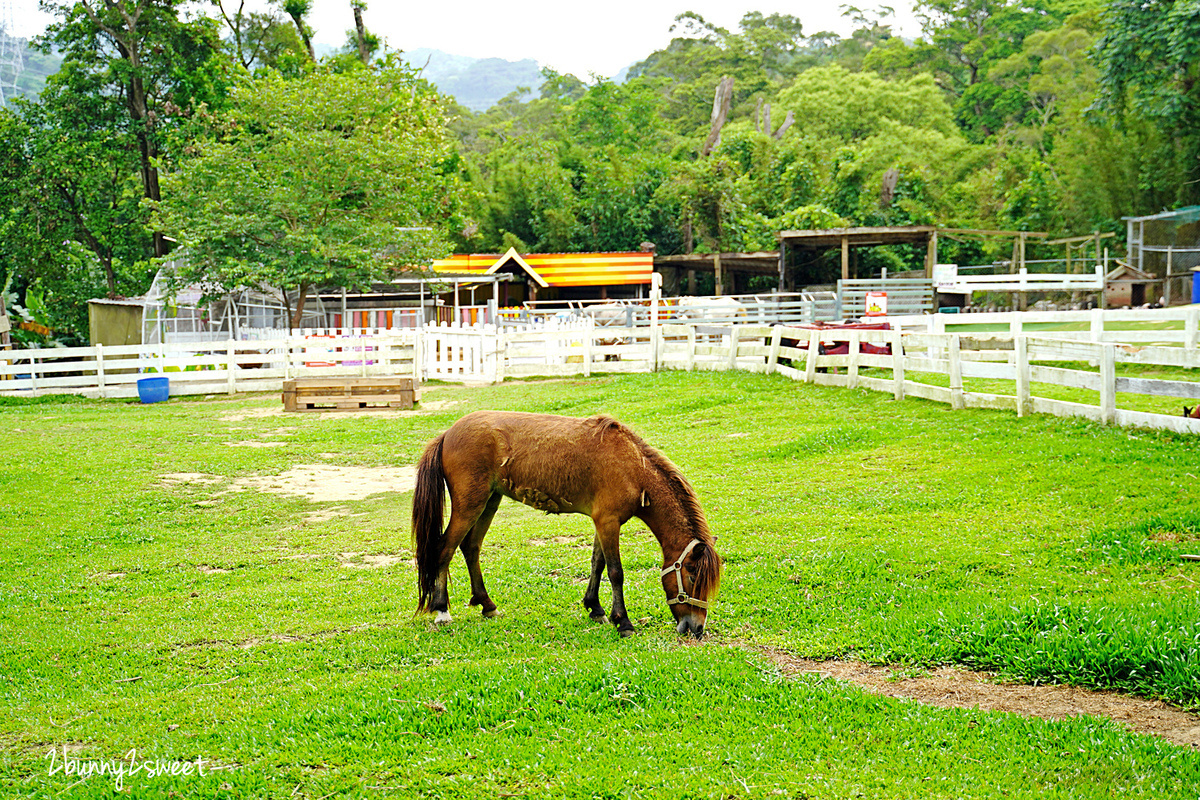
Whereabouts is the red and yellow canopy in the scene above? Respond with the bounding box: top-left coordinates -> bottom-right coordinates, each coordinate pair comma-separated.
431,248 -> 652,288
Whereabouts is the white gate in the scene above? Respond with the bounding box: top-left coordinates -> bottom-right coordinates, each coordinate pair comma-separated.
421,323 -> 495,382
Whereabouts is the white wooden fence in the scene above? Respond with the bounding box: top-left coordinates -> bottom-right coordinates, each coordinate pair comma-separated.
3,308 -> 1199,434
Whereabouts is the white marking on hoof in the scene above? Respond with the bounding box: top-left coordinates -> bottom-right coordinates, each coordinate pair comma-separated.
434,611 -> 452,624
483,608 -> 502,618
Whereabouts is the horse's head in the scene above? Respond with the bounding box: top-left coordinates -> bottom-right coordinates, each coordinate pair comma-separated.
660,538 -> 722,638
1186,405 -> 1200,419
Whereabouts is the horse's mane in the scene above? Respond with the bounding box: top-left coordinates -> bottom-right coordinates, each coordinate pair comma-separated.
592,416 -> 722,598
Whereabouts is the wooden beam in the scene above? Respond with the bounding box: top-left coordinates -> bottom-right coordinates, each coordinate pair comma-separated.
1045,232 -> 1116,246
714,252 -> 724,295
841,236 -> 849,281
939,227 -> 1051,238
925,231 -> 938,278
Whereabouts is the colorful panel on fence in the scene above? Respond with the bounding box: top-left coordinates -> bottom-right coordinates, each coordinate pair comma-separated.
430,252 -> 653,287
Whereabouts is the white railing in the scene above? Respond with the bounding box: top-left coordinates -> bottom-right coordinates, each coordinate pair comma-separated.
945,265 -> 1106,293
889,306 -> 1200,348
0,333 -> 419,399
4,307 -> 1199,434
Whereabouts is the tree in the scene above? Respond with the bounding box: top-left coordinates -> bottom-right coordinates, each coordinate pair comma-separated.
209,0 -> 307,73
152,66 -> 462,329
281,0 -> 315,61
40,0 -> 228,257
0,70 -> 149,297
1094,0 -> 1200,204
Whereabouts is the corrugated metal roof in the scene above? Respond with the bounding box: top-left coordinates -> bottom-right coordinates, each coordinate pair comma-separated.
430,249 -> 652,287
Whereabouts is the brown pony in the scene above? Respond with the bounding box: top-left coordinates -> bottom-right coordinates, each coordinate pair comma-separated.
411,411 -> 722,637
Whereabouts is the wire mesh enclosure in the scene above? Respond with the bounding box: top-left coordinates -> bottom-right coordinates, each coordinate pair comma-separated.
1125,206 -> 1200,305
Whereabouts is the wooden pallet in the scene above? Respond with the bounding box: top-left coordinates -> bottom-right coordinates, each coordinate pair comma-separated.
282,377 -> 420,412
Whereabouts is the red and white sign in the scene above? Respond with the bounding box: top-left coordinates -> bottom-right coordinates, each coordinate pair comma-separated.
865,291 -> 888,316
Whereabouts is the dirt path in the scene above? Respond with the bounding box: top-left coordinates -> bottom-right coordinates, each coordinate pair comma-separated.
761,648 -> 1200,749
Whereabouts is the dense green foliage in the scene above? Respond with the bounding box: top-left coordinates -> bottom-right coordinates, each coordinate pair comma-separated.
151,65 -> 460,328
2,372 -> 1199,796
4,1 -> 1200,344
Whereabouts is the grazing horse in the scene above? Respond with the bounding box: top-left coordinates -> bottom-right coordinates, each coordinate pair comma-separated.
1185,405 -> 1200,419
411,411 -> 722,637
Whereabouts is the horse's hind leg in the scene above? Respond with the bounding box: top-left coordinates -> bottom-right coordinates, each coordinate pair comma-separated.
431,484 -> 493,624
582,536 -> 607,622
461,492 -> 502,618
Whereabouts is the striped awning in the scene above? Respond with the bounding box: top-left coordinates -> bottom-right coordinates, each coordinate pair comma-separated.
430,248 -> 652,287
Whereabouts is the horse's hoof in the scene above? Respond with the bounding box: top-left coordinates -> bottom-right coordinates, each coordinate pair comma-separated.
482,608 -> 502,618
618,628 -> 635,638
589,613 -> 606,622
434,611 -> 452,625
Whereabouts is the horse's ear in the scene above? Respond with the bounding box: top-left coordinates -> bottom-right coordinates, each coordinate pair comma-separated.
1186,406 -> 1194,418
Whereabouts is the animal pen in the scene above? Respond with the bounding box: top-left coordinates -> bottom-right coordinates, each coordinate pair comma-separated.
4,290 -> 1199,434
1125,206 -> 1200,305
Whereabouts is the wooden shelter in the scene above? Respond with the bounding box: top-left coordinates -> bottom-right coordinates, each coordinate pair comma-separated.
653,251 -> 780,295
779,226 -> 939,289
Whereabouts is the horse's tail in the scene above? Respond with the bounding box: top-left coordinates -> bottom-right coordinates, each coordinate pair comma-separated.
412,433 -> 447,613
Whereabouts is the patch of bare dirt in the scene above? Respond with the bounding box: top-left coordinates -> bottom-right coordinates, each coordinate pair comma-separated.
302,506 -> 362,524
761,649 -> 1200,749
220,399 -> 458,422
197,565 -> 231,574
336,551 -> 408,569
224,441 -> 287,448
161,462 -> 418,504
530,535 -> 585,547
229,464 -> 416,502
160,473 -> 223,486
219,407 -> 283,422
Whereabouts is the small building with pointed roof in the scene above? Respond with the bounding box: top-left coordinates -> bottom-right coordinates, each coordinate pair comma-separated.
430,248 -> 654,306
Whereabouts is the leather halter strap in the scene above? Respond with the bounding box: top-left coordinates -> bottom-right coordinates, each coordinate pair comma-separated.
661,539 -> 708,609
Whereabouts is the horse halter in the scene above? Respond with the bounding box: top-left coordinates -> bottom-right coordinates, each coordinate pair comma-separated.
662,539 -> 708,609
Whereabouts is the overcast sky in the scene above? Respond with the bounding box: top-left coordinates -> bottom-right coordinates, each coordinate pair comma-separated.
8,1 -> 922,79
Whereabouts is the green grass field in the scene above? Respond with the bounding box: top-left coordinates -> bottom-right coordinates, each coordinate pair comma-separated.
2,371 -> 1199,798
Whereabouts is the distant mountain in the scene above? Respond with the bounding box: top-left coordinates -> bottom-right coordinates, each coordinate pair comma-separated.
401,48 -> 544,112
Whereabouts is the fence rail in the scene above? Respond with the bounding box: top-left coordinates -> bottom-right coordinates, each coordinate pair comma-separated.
3,307 -> 1199,435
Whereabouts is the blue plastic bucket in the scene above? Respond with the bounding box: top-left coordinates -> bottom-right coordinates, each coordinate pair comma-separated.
1192,267 -> 1200,305
137,376 -> 170,404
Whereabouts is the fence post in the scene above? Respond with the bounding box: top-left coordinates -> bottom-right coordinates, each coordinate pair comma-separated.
948,334 -> 963,410
494,328 -> 507,383
227,340 -> 236,395
727,326 -> 739,371
583,319 -> 593,377
848,331 -> 860,389
891,327 -> 905,401
1090,307 -> 1104,343
767,325 -> 782,374
650,272 -> 662,372
686,325 -> 696,371
805,329 -> 820,383
94,343 -> 106,399
1015,335 -> 1030,417
835,282 -> 844,320
413,328 -> 423,382
1185,307 -> 1199,352
1100,342 -> 1116,424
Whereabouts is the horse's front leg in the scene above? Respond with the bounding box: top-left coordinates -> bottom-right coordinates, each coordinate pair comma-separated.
582,535 -> 607,622
592,516 -> 634,637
